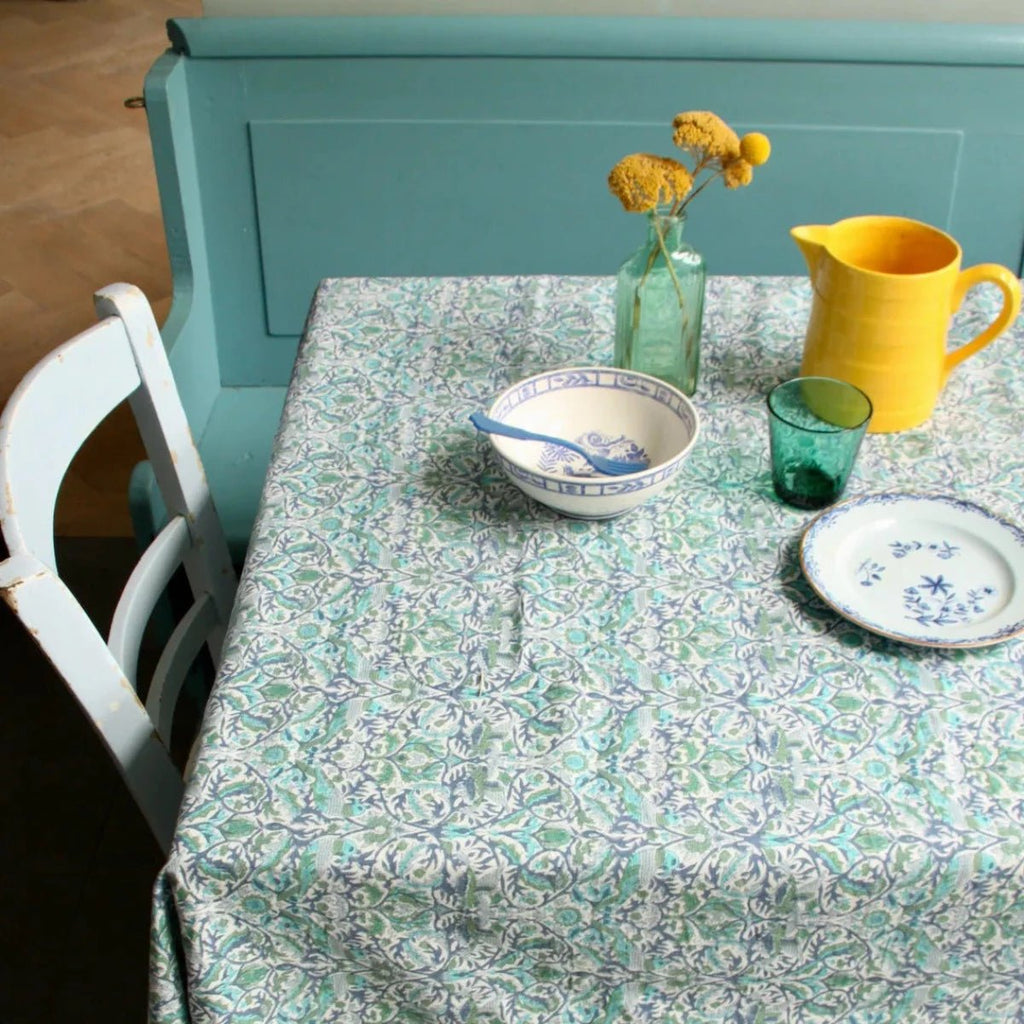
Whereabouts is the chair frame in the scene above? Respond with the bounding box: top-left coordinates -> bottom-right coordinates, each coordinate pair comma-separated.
0,283 -> 237,853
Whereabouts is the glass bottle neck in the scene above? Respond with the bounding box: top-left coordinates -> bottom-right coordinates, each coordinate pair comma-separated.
647,212 -> 686,248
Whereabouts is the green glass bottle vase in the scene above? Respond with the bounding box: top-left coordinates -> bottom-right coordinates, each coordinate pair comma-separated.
613,212 -> 705,396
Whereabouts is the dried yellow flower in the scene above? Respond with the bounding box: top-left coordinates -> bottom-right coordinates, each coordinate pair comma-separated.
740,132 -> 771,167
671,111 -> 740,162
722,158 -> 754,189
608,113 -> 769,218
608,153 -> 693,213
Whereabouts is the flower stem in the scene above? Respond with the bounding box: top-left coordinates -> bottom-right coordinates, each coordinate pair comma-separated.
650,215 -> 686,309
673,167 -> 725,216
633,238 -> 659,331
631,213 -> 686,342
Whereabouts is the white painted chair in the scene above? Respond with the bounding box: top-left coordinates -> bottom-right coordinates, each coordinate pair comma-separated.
0,283 -> 237,854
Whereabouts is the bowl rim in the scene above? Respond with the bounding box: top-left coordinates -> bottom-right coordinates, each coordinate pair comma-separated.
484,364 -> 701,486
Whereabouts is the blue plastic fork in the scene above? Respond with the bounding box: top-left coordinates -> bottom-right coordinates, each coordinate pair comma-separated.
469,412 -> 649,476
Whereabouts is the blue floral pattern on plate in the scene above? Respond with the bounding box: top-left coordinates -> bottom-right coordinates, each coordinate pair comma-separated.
855,536 -> 998,625
903,576 -> 996,626
890,539 -> 960,559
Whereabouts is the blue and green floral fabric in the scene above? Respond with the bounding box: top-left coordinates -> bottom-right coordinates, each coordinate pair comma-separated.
151,276 -> 1024,1024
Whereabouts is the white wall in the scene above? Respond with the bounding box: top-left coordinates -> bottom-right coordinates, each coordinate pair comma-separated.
202,0 -> 1024,21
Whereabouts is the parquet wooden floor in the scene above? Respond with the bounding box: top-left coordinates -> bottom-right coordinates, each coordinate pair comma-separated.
1,0 -> 201,536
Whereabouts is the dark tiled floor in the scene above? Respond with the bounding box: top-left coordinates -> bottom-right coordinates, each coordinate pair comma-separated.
0,539 -> 171,1024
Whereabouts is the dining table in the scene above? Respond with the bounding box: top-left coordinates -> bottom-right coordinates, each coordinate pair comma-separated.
150,274 -> 1024,1024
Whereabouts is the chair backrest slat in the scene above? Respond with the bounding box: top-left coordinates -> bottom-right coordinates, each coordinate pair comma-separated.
0,283 -> 238,854
147,592 -> 219,747
108,515 -> 192,688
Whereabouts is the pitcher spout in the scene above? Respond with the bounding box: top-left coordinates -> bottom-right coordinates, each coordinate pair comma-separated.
790,224 -> 830,277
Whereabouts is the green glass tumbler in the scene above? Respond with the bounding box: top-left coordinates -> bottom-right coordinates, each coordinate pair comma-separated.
767,376 -> 872,509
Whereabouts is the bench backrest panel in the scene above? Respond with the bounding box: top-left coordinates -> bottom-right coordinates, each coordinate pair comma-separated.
145,16 -> 1024,394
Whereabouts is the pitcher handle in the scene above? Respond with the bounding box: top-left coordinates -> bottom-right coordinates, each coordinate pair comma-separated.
944,263 -> 1022,377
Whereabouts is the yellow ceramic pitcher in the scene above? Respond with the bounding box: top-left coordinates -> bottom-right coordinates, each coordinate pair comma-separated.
792,215 -> 1022,432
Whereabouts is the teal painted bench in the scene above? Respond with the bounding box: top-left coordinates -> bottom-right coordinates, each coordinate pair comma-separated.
137,15 -> 1024,562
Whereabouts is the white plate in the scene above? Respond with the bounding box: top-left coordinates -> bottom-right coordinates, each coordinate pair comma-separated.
800,493 -> 1024,648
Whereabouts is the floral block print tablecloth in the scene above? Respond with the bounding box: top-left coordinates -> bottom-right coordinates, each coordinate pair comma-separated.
151,276 -> 1024,1024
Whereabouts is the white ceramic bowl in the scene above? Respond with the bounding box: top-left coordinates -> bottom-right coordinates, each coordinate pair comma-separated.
483,366 -> 700,519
